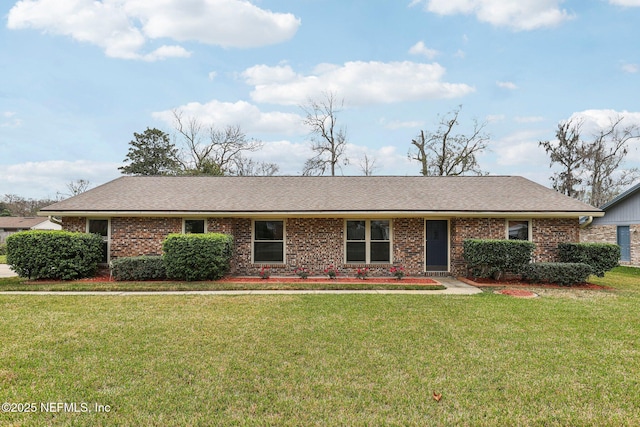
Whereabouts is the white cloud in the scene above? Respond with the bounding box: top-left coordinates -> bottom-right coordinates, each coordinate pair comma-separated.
515,116 -> 544,123
7,0 -> 300,60
380,118 -> 425,130
152,100 -> 306,136
0,160 -> 120,199
496,81 -> 517,90
247,140 -> 311,175
609,0 -> 640,6
621,63 -> 639,73
493,130 -> 549,167
408,41 -> 439,59
566,109 -> 640,163
1,111 -> 22,128
242,61 -> 475,106
567,109 -> 640,134
485,114 -> 505,123
141,45 -> 191,62
417,0 -> 573,30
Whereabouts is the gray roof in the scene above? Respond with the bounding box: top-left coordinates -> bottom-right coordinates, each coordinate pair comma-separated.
39,176 -> 602,217
599,181 -> 640,211
0,217 -> 51,229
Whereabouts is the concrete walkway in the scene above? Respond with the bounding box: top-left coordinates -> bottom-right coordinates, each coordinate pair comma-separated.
0,273 -> 481,296
0,264 -> 17,278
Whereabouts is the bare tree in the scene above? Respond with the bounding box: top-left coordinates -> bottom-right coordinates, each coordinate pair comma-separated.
300,91 -> 348,176
1,194 -> 57,216
66,179 -> 91,196
171,110 -> 263,175
233,154 -> 280,176
582,116 -> 640,207
358,154 -> 378,176
539,119 -> 586,199
409,106 -> 489,176
540,114 -> 640,207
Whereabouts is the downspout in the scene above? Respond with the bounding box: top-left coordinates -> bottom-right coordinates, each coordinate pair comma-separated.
48,216 -> 63,226
580,216 -> 593,229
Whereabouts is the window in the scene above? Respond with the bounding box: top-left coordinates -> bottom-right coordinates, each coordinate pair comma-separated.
507,220 -> 530,241
88,219 -> 109,264
346,220 -> 391,263
253,220 -> 284,263
184,219 -> 205,234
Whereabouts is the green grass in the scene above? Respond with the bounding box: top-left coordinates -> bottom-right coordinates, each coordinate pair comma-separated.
0,267 -> 639,426
0,278 -> 445,292
0,255 -> 6,264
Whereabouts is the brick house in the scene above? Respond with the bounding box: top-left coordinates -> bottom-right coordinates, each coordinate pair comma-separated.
580,182 -> 640,265
0,216 -> 61,243
39,176 -> 602,276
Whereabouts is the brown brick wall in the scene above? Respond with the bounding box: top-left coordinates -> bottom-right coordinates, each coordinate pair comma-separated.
60,215 -> 582,277
393,218 -> 424,275
449,217 -> 580,276
581,223 -> 639,265
531,218 -> 578,262
62,217 -> 86,233
450,218 -> 505,275
110,217 -> 181,258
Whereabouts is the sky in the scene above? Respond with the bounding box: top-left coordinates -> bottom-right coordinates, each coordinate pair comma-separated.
2,0 -> 640,200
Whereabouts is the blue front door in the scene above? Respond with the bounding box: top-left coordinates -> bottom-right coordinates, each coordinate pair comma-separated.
617,226 -> 631,262
426,220 -> 448,272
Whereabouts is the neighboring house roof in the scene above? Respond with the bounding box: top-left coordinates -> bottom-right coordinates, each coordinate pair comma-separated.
586,181 -> 640,226
599,181 -> 640,211
39,176 -> 602,218
0,217 -> 56,229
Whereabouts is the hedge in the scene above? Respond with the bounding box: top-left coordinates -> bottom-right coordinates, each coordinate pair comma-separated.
463,239 -> 535,279
521,262 -> 593,286
6,230 -> 103,280
558,242 -> 619,277
110,256 -> 166,281
163,233 -> 233,281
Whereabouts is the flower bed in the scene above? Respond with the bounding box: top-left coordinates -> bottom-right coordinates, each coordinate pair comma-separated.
217,276 -> 438,285
459,276 -> 612,290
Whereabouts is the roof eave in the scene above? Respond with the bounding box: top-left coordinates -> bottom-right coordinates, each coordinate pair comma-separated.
39,210 -> 604,219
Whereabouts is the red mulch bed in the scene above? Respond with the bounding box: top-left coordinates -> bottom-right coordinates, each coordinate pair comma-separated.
72,275 -> 438,285
458,276 -> 612,291
217,276 -> 438,285
495,289 -> 538,298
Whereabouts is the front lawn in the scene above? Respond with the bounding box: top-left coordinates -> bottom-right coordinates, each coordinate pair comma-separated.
0,267 -> 639,426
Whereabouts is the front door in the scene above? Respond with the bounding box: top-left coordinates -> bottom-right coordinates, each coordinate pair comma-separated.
426,220 -> 448,272
617,226 -> 631,262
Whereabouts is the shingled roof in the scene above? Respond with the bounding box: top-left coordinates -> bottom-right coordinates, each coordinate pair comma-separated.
0,216 -> 52,229
39,176 -> 602,218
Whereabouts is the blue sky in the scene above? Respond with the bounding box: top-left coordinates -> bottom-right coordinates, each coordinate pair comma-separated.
2,0 -> 640,199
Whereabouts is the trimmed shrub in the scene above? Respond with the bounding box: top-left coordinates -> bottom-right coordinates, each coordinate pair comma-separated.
6,230 -> 103,280
558,242 -> 619,277
522,262 -> 593,286
110,256 -> 166,281
163,233 -> 233,281
463,239 -> 535,279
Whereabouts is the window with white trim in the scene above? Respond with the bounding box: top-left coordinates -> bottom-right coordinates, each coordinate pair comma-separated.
87,219 -> 109,264
345,220 -> 391,263
507,220 -> 530,241
184,219 -> 205,234
253,220 -> 285,263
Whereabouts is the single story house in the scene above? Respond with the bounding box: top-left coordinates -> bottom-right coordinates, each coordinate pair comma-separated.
580,181 -> 640,265
39,176 -> 602,276
0,216 -> 62,243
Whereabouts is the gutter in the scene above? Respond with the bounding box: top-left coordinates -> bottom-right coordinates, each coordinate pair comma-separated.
48,216 -> 63,226
580,216 -> 594,229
